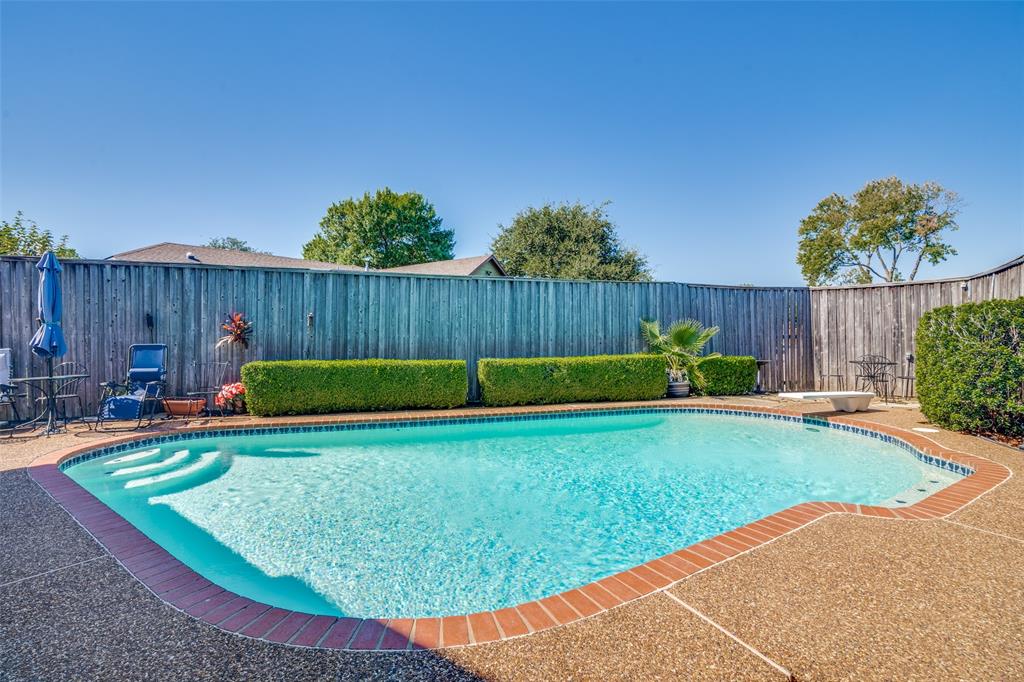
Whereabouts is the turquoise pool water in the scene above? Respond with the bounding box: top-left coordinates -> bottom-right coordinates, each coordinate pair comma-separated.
66,411 -> 959,618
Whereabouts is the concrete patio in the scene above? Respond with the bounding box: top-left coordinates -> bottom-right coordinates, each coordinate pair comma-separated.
2,396 -> 1022,681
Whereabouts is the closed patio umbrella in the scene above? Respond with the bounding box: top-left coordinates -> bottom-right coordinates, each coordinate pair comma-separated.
29,251 -> 67,433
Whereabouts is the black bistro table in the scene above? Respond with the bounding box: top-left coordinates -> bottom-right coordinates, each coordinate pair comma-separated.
847,357 -> 895,402
12,372 -> 90,435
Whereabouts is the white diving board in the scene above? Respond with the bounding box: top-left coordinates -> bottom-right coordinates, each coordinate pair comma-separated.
778,391 -> 874,413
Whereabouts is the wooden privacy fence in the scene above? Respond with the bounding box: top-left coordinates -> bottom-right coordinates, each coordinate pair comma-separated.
0,256 -> 813,413
810,255 -> 1024,394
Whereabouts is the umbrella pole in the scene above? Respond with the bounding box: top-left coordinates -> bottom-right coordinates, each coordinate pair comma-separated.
45,356 -> 56,435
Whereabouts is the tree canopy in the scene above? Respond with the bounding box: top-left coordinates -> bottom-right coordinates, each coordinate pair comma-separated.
491,202 -> 651,281
796,177 -> 960,286
303,188 -> 455,268
1,211 -> 79,258
205,236 -> 269,254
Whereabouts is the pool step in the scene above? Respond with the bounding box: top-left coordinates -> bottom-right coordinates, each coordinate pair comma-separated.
124,451 -> 220,489
108,448 -> 161,465
110,450 -> 189,477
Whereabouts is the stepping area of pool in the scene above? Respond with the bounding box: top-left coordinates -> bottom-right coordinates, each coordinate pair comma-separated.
3,396 -> 1023,681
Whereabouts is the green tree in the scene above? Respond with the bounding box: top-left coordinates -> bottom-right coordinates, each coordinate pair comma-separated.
491,202 -> 651,281
0,211 -> 79,258
303,188 -> 455,268
205,236 -> 270,254
797,177 -> 960,286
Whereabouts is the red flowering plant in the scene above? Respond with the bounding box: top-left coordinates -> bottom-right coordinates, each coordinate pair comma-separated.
215,382 -> 246,413
216,312 -> 253,350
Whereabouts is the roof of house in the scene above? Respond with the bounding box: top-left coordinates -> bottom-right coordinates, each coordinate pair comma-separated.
383,254 -> 507,277
107,242 -> 364,271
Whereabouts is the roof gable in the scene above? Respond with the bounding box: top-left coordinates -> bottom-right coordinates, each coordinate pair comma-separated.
382,254 -> 507,277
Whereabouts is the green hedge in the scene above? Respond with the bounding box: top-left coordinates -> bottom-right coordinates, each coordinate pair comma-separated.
694,356 -> 758,396
240,359 -> 467,416
477,354 -> 667,406
917,297 -> 1024,437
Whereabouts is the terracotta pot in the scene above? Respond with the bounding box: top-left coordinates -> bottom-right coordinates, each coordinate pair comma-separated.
163,397 -> 206,417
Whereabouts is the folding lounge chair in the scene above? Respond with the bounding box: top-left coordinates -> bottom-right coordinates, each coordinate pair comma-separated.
0,348 -> 24,428
95,344 -> 167,430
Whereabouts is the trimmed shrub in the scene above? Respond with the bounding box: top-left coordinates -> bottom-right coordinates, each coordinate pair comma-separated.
477,354 -> 667,407
240,359 -> 467,417
917,297 -> 1024,437
694,356 -> 758,396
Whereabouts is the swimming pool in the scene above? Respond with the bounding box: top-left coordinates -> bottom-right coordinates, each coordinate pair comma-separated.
65,409 -> 961,619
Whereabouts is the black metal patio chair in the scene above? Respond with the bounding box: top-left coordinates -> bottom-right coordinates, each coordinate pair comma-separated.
186,360 -> 230,419
47,361 -> 89,426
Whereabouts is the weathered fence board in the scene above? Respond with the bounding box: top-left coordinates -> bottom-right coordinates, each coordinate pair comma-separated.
810,256 -> 1024,394
0,257 -> 814,413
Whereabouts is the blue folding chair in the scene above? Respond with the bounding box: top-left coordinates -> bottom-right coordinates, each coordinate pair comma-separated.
94,344 -> 167,430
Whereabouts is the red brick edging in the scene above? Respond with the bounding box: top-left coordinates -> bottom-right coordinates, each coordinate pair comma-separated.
26,402 -> 1011,651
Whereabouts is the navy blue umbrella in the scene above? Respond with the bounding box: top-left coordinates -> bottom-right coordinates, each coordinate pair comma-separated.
29,251 -> 67,434
29,251 -> 67,359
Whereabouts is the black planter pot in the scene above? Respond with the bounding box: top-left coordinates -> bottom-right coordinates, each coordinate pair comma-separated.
667,380 -> 690,398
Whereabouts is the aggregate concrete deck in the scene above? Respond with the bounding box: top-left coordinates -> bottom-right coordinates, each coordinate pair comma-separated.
2,397 -> 1021,681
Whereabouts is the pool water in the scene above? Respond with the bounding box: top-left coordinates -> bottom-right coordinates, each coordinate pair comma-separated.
66,411 -> 959,618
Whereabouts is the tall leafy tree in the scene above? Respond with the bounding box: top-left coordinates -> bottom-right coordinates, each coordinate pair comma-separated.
205,236 -> 269,254
303,188 -> 455,268
0,211 -> 79,258
796,177 -> 960,286
491,202 -> 651,281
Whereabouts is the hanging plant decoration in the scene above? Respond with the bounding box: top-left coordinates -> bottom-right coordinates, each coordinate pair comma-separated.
216,311 -> 253,350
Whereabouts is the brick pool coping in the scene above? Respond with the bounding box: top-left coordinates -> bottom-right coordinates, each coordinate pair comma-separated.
26,401 -> 1011,652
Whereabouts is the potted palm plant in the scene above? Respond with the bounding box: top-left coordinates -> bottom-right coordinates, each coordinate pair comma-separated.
640,318 -> 720,397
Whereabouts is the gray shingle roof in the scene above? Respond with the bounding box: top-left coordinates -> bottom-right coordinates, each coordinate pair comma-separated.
107,243 -> 364,271
383,254 -> 506,276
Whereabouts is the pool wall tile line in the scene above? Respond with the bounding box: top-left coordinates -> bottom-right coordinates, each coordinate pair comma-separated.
53,405 -> 976,478
27,401 -> 1012,652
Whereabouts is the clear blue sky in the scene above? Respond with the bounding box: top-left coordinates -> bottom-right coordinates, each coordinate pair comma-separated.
2,1 -> 1022,285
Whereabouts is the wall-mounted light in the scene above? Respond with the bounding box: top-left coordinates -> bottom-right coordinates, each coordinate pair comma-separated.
145,313 -> 154,330
960,281 -> 969,291
363,255 -> 371,271
307,311 -> 314,328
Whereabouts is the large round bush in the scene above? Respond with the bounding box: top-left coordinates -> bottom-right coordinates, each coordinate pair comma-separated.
916,297 -> 1024,437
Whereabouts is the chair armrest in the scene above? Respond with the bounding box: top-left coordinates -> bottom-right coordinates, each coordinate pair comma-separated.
142,381 -> 166,398
100,381 -> 126,397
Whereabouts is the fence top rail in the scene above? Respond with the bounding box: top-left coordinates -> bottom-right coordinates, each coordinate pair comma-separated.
0,255 -> 808,290
809,254 -> 1024,292
4,254 -> 1018,291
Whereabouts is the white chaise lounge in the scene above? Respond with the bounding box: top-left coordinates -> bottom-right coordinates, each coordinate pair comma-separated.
778,391 -> 874,413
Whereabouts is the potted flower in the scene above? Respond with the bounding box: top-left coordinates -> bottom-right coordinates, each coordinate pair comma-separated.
216,312 -> 253,351
216,382 -> 247,414
640,318 -> 720,397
